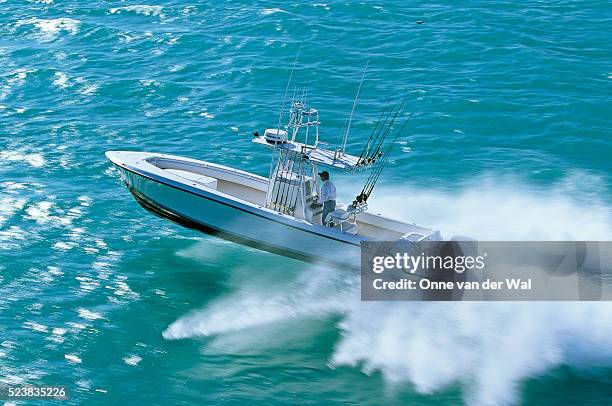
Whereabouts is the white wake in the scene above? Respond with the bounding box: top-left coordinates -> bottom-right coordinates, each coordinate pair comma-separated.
164,175 -> 612,405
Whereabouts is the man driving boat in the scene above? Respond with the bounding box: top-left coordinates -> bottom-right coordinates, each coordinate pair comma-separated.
317,170 -> 337,226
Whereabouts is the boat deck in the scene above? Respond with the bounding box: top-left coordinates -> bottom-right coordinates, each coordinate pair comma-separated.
150,157 -> 435,241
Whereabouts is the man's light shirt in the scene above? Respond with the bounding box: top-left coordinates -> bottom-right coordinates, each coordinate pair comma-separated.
320,180 -> 337,202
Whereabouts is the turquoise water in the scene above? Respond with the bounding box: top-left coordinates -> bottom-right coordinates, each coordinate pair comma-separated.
1,1 -> 611,405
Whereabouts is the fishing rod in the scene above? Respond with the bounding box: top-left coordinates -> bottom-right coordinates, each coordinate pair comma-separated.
357,100 -> 390,165
358,147 -> 388,202
366,123 -> 405,197
357,96 -> 404,168
358,101 -> 395,166
354,118 -> 410,206
290,157 -> 306,215
365,95 -> 407,165
284,151 -> 299,214
364,119 -> 409,196
354,106 -> 402,201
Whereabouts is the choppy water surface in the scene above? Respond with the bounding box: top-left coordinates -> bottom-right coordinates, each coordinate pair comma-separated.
1,1 -> 611,405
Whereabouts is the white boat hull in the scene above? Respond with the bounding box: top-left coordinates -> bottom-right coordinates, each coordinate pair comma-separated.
107,151 -> 364,268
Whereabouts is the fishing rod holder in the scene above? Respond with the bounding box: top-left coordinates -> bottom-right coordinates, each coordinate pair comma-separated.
348,201 -> 368,215
349,192 -> 369,214
356,151 -> 385,168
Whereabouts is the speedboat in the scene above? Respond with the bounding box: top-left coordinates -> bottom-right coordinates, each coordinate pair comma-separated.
106,86 -> 442,269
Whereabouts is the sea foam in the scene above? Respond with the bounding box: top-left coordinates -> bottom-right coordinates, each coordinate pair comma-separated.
109,5 -> 164,17
16,18 -> 80,41
164,176 -> 612,405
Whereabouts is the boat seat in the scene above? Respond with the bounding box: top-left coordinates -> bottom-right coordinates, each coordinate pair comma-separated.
326,209 -> 351,223
326,209 -> 358,234
165,169 -> 218,189
399,230 -> 442,241
399,232 -> 425,241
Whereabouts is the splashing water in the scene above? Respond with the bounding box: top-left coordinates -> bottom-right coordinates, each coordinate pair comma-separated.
367,174 -> 612,241
164,177 -> 612,405
2,0 -> 609,403
163,264 -> 357,340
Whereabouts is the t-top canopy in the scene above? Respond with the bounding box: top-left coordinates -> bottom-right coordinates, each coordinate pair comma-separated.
252,134 -> 360,171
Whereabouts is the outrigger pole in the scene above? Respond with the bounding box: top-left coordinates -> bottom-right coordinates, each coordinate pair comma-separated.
276,47 -> 302,134
268,48 -> 302,184
340,60 -> 369,154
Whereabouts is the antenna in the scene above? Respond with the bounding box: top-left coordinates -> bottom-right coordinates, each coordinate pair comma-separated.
341,60 -> 369,153
276,47 -> 302,135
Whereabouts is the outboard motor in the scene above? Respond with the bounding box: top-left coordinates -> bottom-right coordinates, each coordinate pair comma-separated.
420,237 -> 478,301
